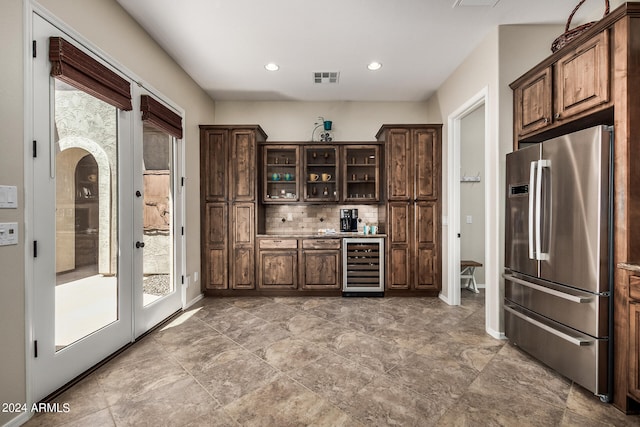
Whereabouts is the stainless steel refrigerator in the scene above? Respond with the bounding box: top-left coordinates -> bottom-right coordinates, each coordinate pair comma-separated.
504,125 -> 612,401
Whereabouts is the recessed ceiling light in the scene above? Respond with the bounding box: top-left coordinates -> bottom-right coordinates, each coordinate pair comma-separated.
265,63 -> 279,71
367,62 -> 382,71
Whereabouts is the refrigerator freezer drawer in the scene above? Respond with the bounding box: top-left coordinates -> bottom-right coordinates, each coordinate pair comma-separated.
504,273 -> 608,338
505,302 -> 608,397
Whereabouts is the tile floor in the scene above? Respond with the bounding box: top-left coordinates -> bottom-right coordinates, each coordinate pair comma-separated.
25,291 -> 640,426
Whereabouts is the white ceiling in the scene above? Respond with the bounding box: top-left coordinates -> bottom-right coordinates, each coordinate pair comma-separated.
115,0 -> 583,102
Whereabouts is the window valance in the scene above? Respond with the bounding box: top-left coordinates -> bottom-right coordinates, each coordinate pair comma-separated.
49,36 -> 132,111
140,95 -> 183,139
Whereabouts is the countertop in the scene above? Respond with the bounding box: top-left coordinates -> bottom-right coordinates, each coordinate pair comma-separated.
257,232 -> 386,238
618,262 -> 640,273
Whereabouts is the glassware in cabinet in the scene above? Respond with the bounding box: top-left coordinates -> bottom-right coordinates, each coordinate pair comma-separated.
343,145 -> 379,202
263,146 -> 299,203
303,146 -> 338,202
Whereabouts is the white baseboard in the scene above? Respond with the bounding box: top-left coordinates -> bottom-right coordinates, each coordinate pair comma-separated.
438,292 -> 452,305
3,411 -> 31,427
185,292 -> 204,309
487,326 -> 506,340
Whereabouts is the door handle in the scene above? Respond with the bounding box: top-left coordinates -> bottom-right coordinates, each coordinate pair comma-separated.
135,241 -> 145,249
528,161 -> 537,259
535,159 -> 550,261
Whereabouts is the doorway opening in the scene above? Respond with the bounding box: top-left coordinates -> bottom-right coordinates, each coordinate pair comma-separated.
459,105 -> 486,299
446,87 -> 489,312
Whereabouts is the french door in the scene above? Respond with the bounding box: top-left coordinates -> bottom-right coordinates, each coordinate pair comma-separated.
133,97 -> 183,337
31,13 -> 182,401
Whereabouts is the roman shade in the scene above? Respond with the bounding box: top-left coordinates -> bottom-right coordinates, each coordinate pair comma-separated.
140,95 -> 183,139
49,36 -> 132,111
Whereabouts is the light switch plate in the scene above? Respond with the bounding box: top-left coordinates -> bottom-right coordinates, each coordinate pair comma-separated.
0,186 -> 18,209
0,223 -> 18,246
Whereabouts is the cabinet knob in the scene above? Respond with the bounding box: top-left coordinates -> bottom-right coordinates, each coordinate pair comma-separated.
543,117 -> 549,124
555,113 -> 560,119
135,190 -> 142,198
135,241 -> 145,249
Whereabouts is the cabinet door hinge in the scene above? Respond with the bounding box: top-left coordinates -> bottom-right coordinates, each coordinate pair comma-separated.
181,226 -> 184,236
33,140 -> 37,158
33,241 -> 38,258
34,340 -> 38,358
32,40 -> 36,58
181,275 -> 185,284
181,177 -> 185,187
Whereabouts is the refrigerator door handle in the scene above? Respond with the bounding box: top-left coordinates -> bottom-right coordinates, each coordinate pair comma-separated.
536,159 -> 551,260
528,161 -> 537,260
504,305 -> 593,347
503,273 -> 592,303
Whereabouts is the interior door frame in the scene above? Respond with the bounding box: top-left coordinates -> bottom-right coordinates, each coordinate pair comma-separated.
445,88 -> 489,308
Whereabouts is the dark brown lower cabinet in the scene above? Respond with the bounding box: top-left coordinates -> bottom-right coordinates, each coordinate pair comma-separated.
230,202 -> 255,289
259,251 -> 298,289
256,238 -> 341,291
415,201 -> 438,291
387,201 -> 439,291
301,250 -> 340,289
257,239 -> 298,289
203,203 -> 228,290
630,302 -> 640,401
629,275 -> 640,402
387,202 -> 411,289
300,238 -> 341,289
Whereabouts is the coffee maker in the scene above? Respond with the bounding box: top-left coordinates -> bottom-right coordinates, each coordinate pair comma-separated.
340,208 -> 358,232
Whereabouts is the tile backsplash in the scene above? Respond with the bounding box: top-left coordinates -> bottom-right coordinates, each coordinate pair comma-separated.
264,205 -> 380,234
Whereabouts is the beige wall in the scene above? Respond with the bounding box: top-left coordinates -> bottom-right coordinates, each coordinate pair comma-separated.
460,105 -> 486,284
0,1 -> 27,424
213,101 -> 433,141
426,26 -> 500,319
0,0 -> 216,423
427,23 -> 565,336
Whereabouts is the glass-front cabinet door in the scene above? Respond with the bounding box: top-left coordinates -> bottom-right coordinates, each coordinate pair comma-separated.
263,146 -> 299,203
303,146 -> 339,202
343,145 -> 379,202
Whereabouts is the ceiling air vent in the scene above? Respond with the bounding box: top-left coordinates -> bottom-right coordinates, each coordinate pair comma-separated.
452,0 -> 500,7
314,72 -> 340,84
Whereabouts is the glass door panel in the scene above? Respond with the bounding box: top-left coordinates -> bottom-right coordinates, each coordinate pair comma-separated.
141,125 -> 175,307
304,146 -> 338,202
343,146 -> 379,203
263,146 -> 299,203
54,79 -> 119,350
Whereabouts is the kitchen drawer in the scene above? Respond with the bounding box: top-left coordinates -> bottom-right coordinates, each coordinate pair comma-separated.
505,302 -> 608,397
504,273 -> 608,338
630,275 -> 640,301
259,239 -> 298,249
302,239 -> 341,250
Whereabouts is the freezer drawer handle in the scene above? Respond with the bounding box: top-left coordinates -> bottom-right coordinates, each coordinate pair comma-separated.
503,274 -> 592,304
504,305 -> 593,347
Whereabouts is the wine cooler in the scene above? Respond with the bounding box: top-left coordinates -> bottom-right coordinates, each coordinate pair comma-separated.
342,238 -> 384,296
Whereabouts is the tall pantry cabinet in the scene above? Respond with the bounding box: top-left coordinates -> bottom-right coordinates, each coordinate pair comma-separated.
200,125 -> 267,291
377,125 -> 442,294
